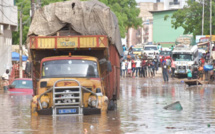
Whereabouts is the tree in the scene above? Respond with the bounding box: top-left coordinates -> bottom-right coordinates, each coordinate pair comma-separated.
165,0 -> 215,37
99,0 -> 142,38
13,0 -> 142,44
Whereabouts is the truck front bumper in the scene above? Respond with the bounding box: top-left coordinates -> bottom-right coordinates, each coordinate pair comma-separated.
37,107 -> 101,115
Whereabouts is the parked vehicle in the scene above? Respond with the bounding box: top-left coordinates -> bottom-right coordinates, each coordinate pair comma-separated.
142,45 -> 159,58
159,50 -> 172,66
132,47 -> 143,57
172,45 -> 199,76
8,78 -> 33,95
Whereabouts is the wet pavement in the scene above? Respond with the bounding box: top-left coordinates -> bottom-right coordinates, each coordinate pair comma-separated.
1,76 -> 215,134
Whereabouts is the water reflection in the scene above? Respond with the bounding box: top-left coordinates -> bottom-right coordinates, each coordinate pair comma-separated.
0,78 -> 215,133
119,78 -> 215,133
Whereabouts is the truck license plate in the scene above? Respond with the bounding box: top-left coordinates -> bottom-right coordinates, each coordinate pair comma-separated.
179,70 -> 185,73
58,109 -> 77,114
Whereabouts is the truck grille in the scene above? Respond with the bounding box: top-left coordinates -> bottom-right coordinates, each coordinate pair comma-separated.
53,79 -> 83,115
178,66 -> 186,69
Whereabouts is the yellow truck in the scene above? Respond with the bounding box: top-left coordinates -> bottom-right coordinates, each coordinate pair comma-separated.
27,0 -> 122,115
29,35 -> 121,115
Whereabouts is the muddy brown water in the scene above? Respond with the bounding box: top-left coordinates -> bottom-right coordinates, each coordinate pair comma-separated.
0,77 -> 215,134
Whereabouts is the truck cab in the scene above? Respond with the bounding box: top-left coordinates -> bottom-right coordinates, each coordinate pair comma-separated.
172,45 -> 199,76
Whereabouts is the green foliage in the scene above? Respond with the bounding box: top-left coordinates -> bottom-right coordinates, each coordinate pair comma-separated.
12,0 -> 31,45
99,0 -> 142,37
13,0 -> 142,44
167,0 -> 215,36
13,0 -> 64,45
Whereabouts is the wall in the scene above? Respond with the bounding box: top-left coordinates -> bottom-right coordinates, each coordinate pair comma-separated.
0,28 -> 12,75
0,0 -> 18,76
152,10 -> 184,44
132,2 -> 164,45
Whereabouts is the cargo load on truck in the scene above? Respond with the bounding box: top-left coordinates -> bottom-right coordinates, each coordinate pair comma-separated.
28,0 -> 122,116
175,35 -> 195,46
28,0 -> 123,55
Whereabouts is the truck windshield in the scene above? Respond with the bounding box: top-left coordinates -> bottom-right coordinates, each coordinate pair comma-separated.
144,47 -> 157,51
172,54 -> 193,61
133,48 -> 142,51
41,60 -> 99,78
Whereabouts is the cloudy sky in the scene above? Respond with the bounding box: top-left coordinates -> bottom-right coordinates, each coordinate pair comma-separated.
136,0 -> 164,2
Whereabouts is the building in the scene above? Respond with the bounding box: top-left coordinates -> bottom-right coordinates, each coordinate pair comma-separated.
150,9 -> 184,46
150,0 -> 189,47
127,2 -> 164,48
0,0 -> 18,75
164,0 -> 188,10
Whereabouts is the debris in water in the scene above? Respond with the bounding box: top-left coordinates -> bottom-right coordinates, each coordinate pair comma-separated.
208,124 -> 211,127
164,101 -> 183,111
166,127 -> 176,129
90,125 -> 94,129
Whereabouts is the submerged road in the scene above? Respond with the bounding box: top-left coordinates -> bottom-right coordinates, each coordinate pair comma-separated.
0,76 -> 215,134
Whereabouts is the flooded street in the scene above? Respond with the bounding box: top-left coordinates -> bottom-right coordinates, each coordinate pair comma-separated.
1,77 -> 215,133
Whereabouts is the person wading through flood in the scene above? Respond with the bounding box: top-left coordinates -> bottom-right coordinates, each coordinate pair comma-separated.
171,59 -> 176,79
131,58 -> 136,78
162,62 -> 169,82
153,56 -> 159,73
141,58 -> 147,78
135,58 -> 141,77
127,58 -> 132,77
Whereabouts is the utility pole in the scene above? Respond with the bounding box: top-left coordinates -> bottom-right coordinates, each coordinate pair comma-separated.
31,0 -> 35,21
19,11 -> 23,78
37,0 -> 41,8
202,0 -> 204,35
210,0 -> 212,57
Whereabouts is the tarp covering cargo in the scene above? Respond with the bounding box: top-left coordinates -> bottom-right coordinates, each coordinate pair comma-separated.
28,0 -> 123,56
175,35 -> 194,46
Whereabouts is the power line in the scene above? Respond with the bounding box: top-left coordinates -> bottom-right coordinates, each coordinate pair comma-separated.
0,9 -> 18,25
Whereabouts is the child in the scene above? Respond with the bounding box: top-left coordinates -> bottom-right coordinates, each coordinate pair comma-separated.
198,64 -> 204,81
187,69 -> 192,80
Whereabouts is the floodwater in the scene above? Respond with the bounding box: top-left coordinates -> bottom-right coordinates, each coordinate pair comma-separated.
1,77 -> 215,134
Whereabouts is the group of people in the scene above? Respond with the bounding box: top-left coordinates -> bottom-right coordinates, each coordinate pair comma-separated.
121,55 -> 159,78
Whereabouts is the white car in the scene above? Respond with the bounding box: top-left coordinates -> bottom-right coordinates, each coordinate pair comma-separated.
142,45 -> 160,58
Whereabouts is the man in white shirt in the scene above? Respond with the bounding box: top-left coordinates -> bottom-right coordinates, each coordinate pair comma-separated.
135,58 -> 142,77
2,69 -> 9,92
121,60 -> 126,77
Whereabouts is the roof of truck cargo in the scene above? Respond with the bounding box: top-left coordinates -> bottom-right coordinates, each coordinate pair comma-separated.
41,56 -> 98,63
28,0 -> 123,56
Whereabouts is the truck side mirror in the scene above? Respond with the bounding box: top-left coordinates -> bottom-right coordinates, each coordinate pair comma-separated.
99,58 -> 107,64
107,61 -> 112,72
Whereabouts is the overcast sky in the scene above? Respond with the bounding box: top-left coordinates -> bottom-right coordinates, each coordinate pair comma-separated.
136,0 -> 164,3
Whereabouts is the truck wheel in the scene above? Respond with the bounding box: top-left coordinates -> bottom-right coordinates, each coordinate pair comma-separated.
108,100 -> 116,111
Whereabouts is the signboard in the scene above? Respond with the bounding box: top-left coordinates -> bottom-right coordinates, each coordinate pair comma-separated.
30,36 -> 107,49
196,35 -> 215,43
57,37 -> 78,48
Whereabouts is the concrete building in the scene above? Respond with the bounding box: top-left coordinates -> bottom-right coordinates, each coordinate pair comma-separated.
150,9 -> 184,46
127,2 -> 164,48
149,0 -> 189,47
164,0 -> 188,10
0,0 -> 18,75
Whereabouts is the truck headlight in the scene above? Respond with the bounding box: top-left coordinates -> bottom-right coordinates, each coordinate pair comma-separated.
91,100 -> 97,107
41,101 -> 49,109
88,96 -> 98,107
